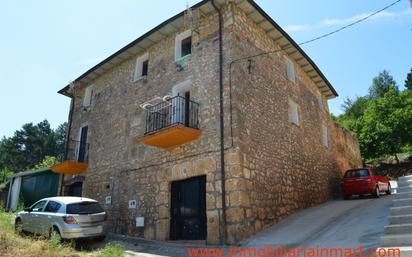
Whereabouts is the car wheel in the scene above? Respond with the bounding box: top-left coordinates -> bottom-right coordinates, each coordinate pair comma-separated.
49,227 -> 62,242
15,218 -> 24,235
95,235 -> 106,242
343,195 -> 350,200
386,183 -> 392,195
374,186 -> 380,198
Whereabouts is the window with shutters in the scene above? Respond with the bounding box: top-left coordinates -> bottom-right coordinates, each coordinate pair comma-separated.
322,123 -> 329,147
83,86 -> 93,107
175,30 -> 192,61
317,93 -> 324,110
134,53 -> 149,81
285,56 -> 296,82
289,99 -> 300,125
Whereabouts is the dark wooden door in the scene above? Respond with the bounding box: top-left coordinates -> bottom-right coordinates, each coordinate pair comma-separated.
170,176 -> 206,240
68,182 -> 82,197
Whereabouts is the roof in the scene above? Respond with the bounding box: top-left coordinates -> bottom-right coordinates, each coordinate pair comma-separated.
11,167 -> 52,178
42,196 -> 97,204
59,0 -> 338,99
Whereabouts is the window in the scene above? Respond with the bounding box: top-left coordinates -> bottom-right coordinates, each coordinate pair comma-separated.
44,201 -> 61,213
175,30 -> 192,60
344,169 -> 369,178
317,93 -> 324,110
322,123 -> 328,147
285,57 -> 296,82
83,86 -> 93,107
181,37 -> 192,57
66,201 -> 104,214
31,200 -> 47,212
134,53 -> 149,81
289,99 -> 300,125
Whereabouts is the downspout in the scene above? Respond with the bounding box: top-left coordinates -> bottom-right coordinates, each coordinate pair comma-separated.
59,84 -> 76,196
211,0 -> 227,245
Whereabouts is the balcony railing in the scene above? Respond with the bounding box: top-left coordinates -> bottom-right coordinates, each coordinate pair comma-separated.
144,96 -> 200,135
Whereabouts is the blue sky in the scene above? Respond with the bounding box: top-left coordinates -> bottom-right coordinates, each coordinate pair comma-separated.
0,0 -> 411,138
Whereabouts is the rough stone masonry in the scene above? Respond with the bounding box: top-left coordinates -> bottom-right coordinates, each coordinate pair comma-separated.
61,1 -> 362,245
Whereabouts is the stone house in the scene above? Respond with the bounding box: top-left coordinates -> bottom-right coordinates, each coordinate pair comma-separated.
52,0 -> 362,244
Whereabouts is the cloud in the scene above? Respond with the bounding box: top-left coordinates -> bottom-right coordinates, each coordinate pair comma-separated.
284,8 -> 411,33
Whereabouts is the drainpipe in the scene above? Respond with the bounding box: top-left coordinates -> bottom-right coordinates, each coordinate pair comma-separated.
211,0 -> 227,245
59,83 -> 76,196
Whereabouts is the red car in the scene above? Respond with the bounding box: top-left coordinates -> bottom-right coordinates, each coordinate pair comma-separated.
341,168 -> 391,200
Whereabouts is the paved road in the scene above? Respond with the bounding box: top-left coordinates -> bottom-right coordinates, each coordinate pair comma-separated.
90,193 -> 394,257
245,195 -> 393,253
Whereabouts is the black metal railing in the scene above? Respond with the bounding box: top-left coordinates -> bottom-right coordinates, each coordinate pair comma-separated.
64,140 -> 89,163
144,96 -> 200,134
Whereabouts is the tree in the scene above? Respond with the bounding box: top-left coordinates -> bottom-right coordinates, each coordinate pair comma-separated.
369,70 -> 398,99
0,120 -> 67,172
337,96 -> 369,131
359,86 -> 412,162
405,68 -> 412,91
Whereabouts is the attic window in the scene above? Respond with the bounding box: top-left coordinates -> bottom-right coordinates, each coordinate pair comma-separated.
134,53 -> 149,81
175,30 -> 192,60
83,86 -> 93,107
285,57 -> 296,82
181,37 -> 192,57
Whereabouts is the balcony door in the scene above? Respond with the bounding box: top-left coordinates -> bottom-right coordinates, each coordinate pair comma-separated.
172,80 -> 191,126
77,126 -> 88,163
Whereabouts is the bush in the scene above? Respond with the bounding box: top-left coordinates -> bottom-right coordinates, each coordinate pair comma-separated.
97,243 -> 125,257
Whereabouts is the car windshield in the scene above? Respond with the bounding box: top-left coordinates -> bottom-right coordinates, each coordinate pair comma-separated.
344,169 -> 369,178
66,201 -> 104,214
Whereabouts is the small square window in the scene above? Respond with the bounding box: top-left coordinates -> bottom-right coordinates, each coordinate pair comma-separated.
289,99 -> 299,125
181,36 -> 192,57
142,59 -> 149,77
285,57 -> 296,82
175,30 -> 192,61
83,86 -> 93,107
134,53 -> 149,81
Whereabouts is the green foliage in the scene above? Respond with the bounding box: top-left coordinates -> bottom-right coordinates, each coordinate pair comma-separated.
97,243 -> 125,257
0,169 -> 12,184
48,230 -> 61,248
369,70 -> 398,99
406,68 -> 412,91
0,120 -> 67,173
336,70 -> 412,162
31,156 -> 59,170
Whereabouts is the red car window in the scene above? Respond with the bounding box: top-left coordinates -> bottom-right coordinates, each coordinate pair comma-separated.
344,169 -> 369,178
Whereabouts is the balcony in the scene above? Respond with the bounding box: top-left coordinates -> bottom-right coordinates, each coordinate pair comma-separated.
138,95 -> 201,148
51,140 -> 89,174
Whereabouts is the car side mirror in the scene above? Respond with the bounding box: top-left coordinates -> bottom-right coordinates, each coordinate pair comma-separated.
24,207 -> 32,212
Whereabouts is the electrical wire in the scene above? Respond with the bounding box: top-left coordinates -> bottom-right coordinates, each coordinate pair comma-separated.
231,0 -> 403,64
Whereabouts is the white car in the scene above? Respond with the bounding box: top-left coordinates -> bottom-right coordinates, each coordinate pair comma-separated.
15,196 -> 106,241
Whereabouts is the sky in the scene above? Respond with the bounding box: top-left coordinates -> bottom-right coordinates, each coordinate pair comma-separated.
0,0 -> 411,138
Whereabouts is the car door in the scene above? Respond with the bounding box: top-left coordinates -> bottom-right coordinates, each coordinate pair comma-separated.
28,200 -> 48,235
41,200 -> 62,236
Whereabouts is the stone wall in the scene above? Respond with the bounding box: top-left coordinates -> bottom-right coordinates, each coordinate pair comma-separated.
64,2 -> 362,245
220,4 -> 363,243
65,6 -> 239,245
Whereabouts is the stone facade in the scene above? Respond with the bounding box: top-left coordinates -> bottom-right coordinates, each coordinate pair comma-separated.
62,2 -> 362,245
